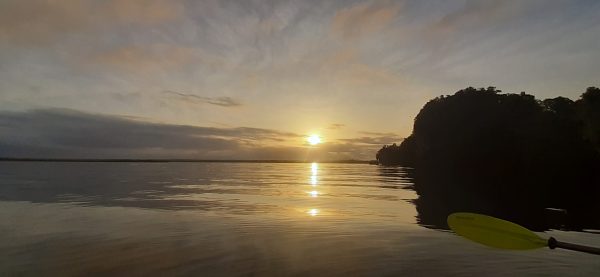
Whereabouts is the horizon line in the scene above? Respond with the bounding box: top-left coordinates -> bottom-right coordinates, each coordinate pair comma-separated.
0,157 -> 373,164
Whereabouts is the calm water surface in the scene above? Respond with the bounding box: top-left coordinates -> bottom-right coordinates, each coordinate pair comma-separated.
0,162 -> 599,276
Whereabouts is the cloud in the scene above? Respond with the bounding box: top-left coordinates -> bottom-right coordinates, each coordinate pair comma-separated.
3,0 -> 594,156
331,0 -> 401,40
339,132 -> 402,145
86,45 -> 197,73
425,0 -> 539,40
312,47 -> 405,91
0,0 -> 87,45
327,123 -> 346,130
0,109 -> 298,159
359,131 -> 399,137
109,0 -> 181,24
0,0 -> 182,46
162,90 -> 242,107
316,141 -> 383,161
0,109 -> 381,160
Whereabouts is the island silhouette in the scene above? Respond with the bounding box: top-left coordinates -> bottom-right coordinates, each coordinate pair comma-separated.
377,87 -> 600,231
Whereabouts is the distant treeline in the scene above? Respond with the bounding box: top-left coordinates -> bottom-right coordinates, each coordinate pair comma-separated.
377,87 -> 600,230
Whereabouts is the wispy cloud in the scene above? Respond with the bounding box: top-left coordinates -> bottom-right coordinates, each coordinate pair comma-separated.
84,45 -> 199,75
339,131 -> 402,145
331,0 -> 401,40
162,90 -> 242,107
327,123 -> 346,130
359,131 -> 399,137
339,137 -> 401,145
428,0 -> 534,35
0,0 -> 183,46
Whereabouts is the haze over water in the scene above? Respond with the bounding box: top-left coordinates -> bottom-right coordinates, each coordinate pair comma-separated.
1,162 -> 599,276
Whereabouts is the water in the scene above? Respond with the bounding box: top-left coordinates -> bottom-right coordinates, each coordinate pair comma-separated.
0,162 -> 599,276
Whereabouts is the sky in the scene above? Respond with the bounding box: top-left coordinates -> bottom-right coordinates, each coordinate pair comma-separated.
0,0 -> 599,160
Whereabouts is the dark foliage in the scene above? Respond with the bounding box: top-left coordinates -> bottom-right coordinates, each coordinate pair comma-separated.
376,86 -> 600,231
375,135 -> 415,166
580,87 -> 600,151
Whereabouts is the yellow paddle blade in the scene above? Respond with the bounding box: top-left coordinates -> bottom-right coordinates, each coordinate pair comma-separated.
448,212 -> 548,250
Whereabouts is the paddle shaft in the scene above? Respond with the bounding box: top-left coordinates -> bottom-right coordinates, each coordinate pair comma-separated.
548,237 -> 600,255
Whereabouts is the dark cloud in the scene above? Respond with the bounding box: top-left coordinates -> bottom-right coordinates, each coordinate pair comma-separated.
162,90 -> 242,107
0,109 -> 295,159
0,109 -> 377,160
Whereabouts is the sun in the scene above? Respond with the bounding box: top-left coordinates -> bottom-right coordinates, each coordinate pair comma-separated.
307,134 -> 322,145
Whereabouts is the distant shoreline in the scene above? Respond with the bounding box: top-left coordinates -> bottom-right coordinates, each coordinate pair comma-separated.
0,157 -> 372,164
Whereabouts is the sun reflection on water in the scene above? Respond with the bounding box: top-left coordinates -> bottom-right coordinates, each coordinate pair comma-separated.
310,162 -> 318,186
307,163 -> 321,216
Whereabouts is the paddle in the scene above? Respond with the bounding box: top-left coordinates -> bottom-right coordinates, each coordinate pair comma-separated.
447,212 -> 600,255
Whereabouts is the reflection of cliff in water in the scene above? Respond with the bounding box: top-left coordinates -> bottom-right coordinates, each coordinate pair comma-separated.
376,166 -> 415,190
378,166 -> 600,232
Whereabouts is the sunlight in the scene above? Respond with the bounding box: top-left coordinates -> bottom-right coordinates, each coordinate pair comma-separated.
307,134 -> 322,145
309,190 -> 319,197
308,208 -> 319,216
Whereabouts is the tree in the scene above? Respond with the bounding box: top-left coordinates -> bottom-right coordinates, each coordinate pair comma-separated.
579,87 -> 600,151
376,135 -> 415,166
